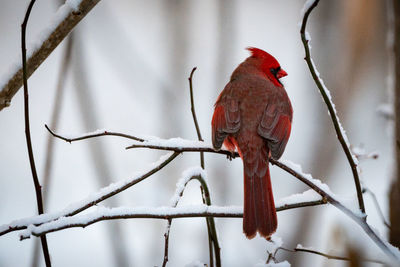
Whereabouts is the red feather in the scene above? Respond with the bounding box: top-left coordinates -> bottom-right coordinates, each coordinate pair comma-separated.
211,47 -> 292,239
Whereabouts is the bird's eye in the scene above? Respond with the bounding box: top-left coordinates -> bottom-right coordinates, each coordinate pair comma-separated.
270,67 -> 280,76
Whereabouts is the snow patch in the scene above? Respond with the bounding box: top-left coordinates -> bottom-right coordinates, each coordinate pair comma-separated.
129,137 -> 210,149
169,166 -> 207,206
300,0 -> 317,17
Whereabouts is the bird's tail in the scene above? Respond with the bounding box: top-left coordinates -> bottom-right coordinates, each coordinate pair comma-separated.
242,145 -> 277,239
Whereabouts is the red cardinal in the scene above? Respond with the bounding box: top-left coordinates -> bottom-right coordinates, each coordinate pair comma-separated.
211,47 -> 292,239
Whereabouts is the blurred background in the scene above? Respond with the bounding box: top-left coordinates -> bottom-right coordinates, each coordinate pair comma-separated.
0,0 -> 395,266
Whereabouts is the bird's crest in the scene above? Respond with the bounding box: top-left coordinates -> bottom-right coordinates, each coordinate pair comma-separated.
246,47 -> 279,67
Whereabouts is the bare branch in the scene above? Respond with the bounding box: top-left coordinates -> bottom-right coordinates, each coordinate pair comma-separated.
188,67 -> 203,143
21,1 -> 51,265
364,187 -> 391,229
0,0 -> 100,111
278,246 -> 386,264
300,0 -> 365,214
45,124 -> 144,142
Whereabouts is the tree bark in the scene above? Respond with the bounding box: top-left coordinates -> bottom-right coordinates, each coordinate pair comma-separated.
389,0 -> 400,248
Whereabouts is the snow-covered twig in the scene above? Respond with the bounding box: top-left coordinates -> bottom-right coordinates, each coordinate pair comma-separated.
0,0 -> 100,111
0,152 -> 179,237
21,1 -> 51,266
273,159 -> 399,261
300,0 -> 365,214
20,194 -> 327,240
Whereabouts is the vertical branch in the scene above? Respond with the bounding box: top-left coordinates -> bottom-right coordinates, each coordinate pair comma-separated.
21,1 -> 51,266
300,0 -> 366,214
188,67 -> 221,267
162,220 -> 172,267
390,0 -> 400,247
188,67 -> 204,168
31,34 -> 74,267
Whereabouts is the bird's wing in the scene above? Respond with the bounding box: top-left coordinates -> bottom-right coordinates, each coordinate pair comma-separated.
258,102 -> 292,159
211,95 -> 240,150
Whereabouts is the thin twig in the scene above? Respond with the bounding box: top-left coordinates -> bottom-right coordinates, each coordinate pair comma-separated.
278,246 -> 385,264
21,200 -> 327,239
0,0 -> 100,111
162,220 -> 172,267
32,27 -> 75,267
45,124 -> 144,142
364,188 -> 391,229
300,0 -> 366,214
188,67 -> 220,267
21,1 -> 51,266
188,67 -> 205,168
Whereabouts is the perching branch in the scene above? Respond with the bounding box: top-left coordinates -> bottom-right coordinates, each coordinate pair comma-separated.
0,0 -> 100,111
300,0 -> 366,214
125,136 -> 397,259
21,1 -> 51,266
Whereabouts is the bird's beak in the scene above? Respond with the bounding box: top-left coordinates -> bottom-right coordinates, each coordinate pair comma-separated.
276,69 -> 287,79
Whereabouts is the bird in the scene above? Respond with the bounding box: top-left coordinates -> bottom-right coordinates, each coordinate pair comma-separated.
211,47 -> 293,239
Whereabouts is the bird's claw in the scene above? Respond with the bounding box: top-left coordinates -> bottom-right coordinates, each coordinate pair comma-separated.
226,151 -> 235,161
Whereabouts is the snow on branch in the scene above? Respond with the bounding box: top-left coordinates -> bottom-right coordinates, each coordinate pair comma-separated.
300,0 -> 365,214
20,191 -> 327,240
274,159 -> 400,261
0,0 -> 100,111
163,166 -> 210,267
0,152 -> 179,236
169,166 -> 208,207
